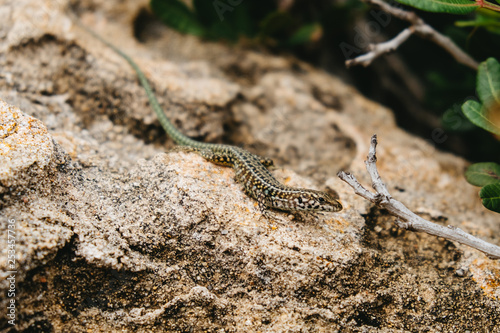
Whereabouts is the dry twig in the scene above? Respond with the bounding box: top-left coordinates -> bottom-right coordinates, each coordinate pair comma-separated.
337,135 -> 500,260
346,28 -> 413,68
346,0 -> 479,70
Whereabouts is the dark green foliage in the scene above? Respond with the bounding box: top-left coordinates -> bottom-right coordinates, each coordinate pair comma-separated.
465,162 -> 500,186
461,57 -> 500,213
462,99 -> 500,135
456,9 -> 500,35
150,0 -> 205,36
466,160 -> 500,213
441,106 -> 476,132
476,57 -> 500,110
395,0 -> 479,14
461,58 -> 500,158
288,23 -> 322,46
149,0 -> 320,45
480,183 -> 500,213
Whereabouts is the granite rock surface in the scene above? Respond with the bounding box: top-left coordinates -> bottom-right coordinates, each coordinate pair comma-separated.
0,0 -> 499,331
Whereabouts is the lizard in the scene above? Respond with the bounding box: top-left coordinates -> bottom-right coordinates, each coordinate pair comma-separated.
75,18 -> 343,216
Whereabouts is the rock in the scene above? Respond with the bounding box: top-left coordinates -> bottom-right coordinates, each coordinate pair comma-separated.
0,100 -> 73,294
0,100 -> 54,191
0,0 -> 499,331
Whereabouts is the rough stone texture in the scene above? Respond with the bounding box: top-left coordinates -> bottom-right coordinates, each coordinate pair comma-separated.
0,100 -> 54,190
0,0 -> 499,332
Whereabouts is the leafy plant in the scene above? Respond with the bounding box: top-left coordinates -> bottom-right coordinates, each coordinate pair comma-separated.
149,0 -> 322,46
395,0 -> 480,14
465,163 -> 500,212
462,57 -> 500,213
462,58 -> 500,135
456,8 -> 500,34
394,0 -> 500,213
396,0 -> 500,14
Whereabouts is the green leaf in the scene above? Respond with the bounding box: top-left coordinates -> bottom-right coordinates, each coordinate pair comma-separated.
455,8 -> 500,27
477,57 -> 500,106
465,162 -> 500,186
288,23 -> 322,45
463,57 -> 500,136
150,0 -> 205,36
192,0 -> 238,41
462,99 -> 500,135
192,0 -> 275,41
395,0 -> 478,14
194,0 -> 258,41
480,183 -> 500,213
455,18 -> 500,35
456,9 -> 500,35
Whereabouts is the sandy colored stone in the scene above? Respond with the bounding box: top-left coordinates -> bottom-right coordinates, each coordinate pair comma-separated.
0,0 -> 499,331
0,100 -> 54,190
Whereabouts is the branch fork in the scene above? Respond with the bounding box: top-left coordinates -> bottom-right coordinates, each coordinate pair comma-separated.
346,0 -> 479,70
338,134 -> 500,260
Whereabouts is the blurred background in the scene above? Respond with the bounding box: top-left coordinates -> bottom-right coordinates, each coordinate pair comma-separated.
138,0 -> 500,163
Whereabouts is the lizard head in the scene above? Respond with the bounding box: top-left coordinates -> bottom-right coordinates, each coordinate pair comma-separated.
292,189 -> 343,212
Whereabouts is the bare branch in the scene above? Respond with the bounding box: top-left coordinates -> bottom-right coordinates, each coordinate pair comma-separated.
338,134 -> 500,260
346,28 -> 412,68
346,0 -> 479,70
411,21 -> 478,70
